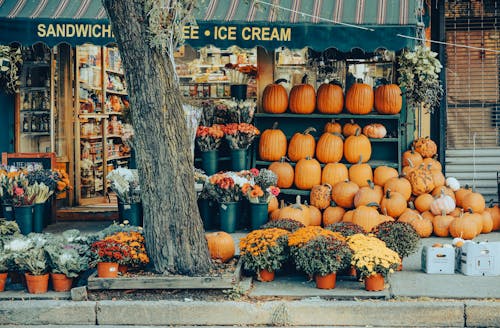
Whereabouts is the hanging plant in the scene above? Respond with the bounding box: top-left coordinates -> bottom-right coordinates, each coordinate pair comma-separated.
0,45 -> 22,93
397,45 -> 443,113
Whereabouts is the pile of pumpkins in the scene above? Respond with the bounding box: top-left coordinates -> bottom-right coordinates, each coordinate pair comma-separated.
266,136 -> 500,240
260,119 -> 387,190
262,78 -> 402,115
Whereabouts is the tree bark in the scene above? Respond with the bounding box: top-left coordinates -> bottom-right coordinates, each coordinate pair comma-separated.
102,0 -> 212,275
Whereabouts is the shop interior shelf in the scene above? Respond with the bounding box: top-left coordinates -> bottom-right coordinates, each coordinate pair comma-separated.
20,109 -> 50,114
105,68 -> 124,75
20,86 -> 49,91
21,132 -> 50,136
80,135 -> 103,140
106,89 -> 128,95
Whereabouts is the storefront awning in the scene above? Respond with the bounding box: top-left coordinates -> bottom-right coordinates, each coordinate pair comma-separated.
0,0 -> 418,51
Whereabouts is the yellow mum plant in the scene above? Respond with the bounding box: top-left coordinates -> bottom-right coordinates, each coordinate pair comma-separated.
288,226 -> 345,248
347,233 -> 400,279
239,228 -> 289,273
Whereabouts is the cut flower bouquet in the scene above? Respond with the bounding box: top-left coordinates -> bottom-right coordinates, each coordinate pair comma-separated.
106,168 -> 141,204
195,124 -> 224,151
221,123 -> 260,150
242,168 -> 280,204
200,171 -> 251,203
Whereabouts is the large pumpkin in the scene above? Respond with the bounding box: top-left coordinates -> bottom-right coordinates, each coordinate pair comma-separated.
345,81 -> 374,114
316,81 -> 344,114
432,212 -> 455,237
344,129 -> 371,164
461,192 -> 486,214
316,132 -> 343,164
289,75 -> 316,114
331,180 -> 359,209
449,212 -> 478,240
322,163 -> 349,187
348,160 -> 373,187
288,127 -> 316,162
310,183 -> 332,210
258,122 -> 287,161
374,83 -> 402,114
205,232 -> 235,263
294,156 -> 321,190
262,79 -> 288,114
268,157 -> 294,188
278,195 -> 311,226
324,119 -> 342,134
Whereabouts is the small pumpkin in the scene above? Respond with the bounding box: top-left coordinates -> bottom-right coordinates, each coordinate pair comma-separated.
399,214 -> 433,238
342,119 -> 361,137
481,210 -> 493,234
306,202 -> 322,226
412,137 -> 438,158
431,186 -> 456,203
384,175 -> 412,201
289,74 -> 316,114
315,132 -> 344,164
380,189 -> 407,218
324,119 -> 342,134
352,204 -> 381,233
294,156 -> 321,190
268,195 -> 279,213
414,193 -> 435,213
262,79 -> 289,114
277,195 -> 311,226
322,163 -> 349,187
423,157 -> 442,172
402,147 -> 423,167
353,180 -> 383,208
342,209 -> 354,222
268,156 -> 294,188
323,201 -> 346,226
348,158 -> 373,187
310,183 -> 333,210
374,83 -> 402,114
445,177 -> 460,191
258,122 -> 287,161
432,211 -> 455,237
362,123 -> 387,139
288,127 -> 316,162
373,166 -> 398,187
455,185 -> 473,208
430,190 -> 456,215
205,232 -> 235,263
316,81 -> 344,114
461,192 -> 486,214
343,129 -> 371,164
331,180 -> 360,209
484,201 -> 500,231
345,80 -> 374,115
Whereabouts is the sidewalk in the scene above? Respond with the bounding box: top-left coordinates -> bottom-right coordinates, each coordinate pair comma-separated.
0,221 -> 499,327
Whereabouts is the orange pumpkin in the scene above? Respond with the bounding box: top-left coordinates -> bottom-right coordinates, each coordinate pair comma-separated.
414,193 -> 434,213
374,83 -> 402,114
258,122 -> 287,161
288,127 -> 316,162
322,201 -> 346,226
315,132 -> 343,164
431,186 -> 456,203
484,202 -> 500,231
205,232 -> 235,263
268,157 -> 294,188
269,199 -> 286,221
262,80 -> 288,114
384,176 -> 412,201
345,81 -> 374,115
432,212 -> 455,237
310,183 -> 333,210
373,166 -> 398,187
402,147 -> 423,167
413,137 -> 438,158
461,192 -> 486,214
343,129 -> 371,164
324,119 -> 342,134
316,81 -> 344,114
294,156 -> 321,190
352,205 -> 381,233
380,189 -> 407,218
307,203 -> 323,226
332,180 -> 359,209
348,160 -> 373,187
400,215 -> 433,238
455,185 -> 473,208
268,195 -> 279,213
353,180 -> 383,208
423,157 -> 442,172
289,75 -> 316,114
449,212 -> 478,240
406,165 -> 435,196
480,210 -> 493,234
362,123 -> 387,139
278,195 -> 311,226
322,163 -> 348,187
342,119 -> 361,137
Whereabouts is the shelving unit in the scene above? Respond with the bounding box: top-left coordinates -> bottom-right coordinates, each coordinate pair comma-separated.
74,45 -> 131,205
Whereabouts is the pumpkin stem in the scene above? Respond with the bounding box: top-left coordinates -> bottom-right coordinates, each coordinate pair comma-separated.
324,183 -> 333,191
357,156 -> 363,165
272,122 -> 280,130
330,79 -> 343,87
303,127 -> 317,135
385,189 -> 392,198
291,195 -> 303,210
408,201 -> 416,210
354,128 -> 361,136
441,210 -> 446,216
366,202 -> 380,208
279,199 -> 285,209
275,78 -> 288,84
301,74 -> 308,84
406,158 -> 414,168
367,180 -> 375,189
279,156 -> 289,163
332,132 -> 345,140
356,78 -> 364,84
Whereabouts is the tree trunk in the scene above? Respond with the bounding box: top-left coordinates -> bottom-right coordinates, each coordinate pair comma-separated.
102,0 -> 212,274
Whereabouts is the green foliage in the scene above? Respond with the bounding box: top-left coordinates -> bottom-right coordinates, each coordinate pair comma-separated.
261,218 -> 305,232
291,235 -> 352,276
45,230 -> 90,277
14,247 -> 48,275
239,228 -> 289,273
372,221 -> 421,258
324,222 -> 365,237
0,219 -> 20,238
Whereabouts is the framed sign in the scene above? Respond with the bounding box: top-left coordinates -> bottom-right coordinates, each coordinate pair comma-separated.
2,152 -> 56,170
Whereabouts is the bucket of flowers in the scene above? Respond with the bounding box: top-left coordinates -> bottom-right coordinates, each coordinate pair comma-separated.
239,228 -> 289,282
291,235 -> 352,289
222,123 -> 260,171
107,168 -> 142,226
347,233 -> 400,291
196,124 -> 225,175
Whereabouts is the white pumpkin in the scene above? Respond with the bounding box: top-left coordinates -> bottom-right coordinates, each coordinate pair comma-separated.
445,177 -> 460,191
430,191 -> 456,215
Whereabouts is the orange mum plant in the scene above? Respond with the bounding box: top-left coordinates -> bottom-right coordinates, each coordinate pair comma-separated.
239,228 -> 289,274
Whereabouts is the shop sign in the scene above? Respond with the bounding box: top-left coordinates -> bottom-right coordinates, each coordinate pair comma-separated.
37,23 -> 114,39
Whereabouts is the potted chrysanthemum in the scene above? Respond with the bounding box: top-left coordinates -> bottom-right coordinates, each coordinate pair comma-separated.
239,228 -> 289,282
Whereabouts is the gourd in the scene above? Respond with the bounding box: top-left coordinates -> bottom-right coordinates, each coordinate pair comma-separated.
262,79 -> 288,114
406,165 -> 435,196
316,81 -> 344,114
288,127 -> 316,162
294,156 -> 321,190
310,183 -> 332,210
343,129 -> 371,164
362,123 -> 387,139
324,119 -> 342,134
278,195 -> 311,226
331,180 -> 359,209
445,177 -> 460,191
321,163 -> 348,187
258,122 -> 287,161
289,75 -> 316,114
342,119 -> 361,137
345,80 -> 374,115
322,201 -> 346,226
374,83 -> 403,114
205,232 -> 235,263
413,137 -> 438,158
268,156 -> 294,188
315,132 -> 343,164
430,191 -> 456,215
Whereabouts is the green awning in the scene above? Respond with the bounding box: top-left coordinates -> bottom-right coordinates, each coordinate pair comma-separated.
0,0 -> 418,51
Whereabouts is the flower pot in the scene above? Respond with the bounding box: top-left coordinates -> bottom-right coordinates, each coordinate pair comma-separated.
120,202 -> 143,226
397,257 -> 403,271
198,198 -> 215,230
219,201 -> 239,233
250,202 -> 269,230
1,204 -> 14,221
32,203 -> 45,233
200,150 -> 218,176
25,273 -> 49,294
0,272 -> 7,292
230,84 -> 248,101
14,205 -> 34,235
258,269 -> 275,282
364,273 -> 385,291
230,148 -> 248,171
315,272 -> 337,289
118,264 -> 128,274
97,262 -> 119,278
50,273 -> 73,292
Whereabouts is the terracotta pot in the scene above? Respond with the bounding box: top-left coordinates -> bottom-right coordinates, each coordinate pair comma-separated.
50,273 -> 73,292
0,272 -> 7,292
349,266 -> 358,277
97,262 -> 119,278
397,257 -> 403,271
118,264 -> 128,274
258,269 -> 275,282
315,272 -> 337,289
364,273 -> 385,291
25,273 -> 49,294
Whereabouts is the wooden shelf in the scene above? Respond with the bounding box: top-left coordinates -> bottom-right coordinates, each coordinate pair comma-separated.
107,134 -> 123,138
80,135 -> 103,140
20,86 -> 48,91
255,113 -> 400,120
20,110 -> 50,114
106,89 -> 128,95
80,84 -> 102,91
108,155 -> 131,161
105,68 -> 124,75
106,112 -> 123,115
21,132 -> 50,136
79,113 -> 108,119
255,160 -> 398,169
